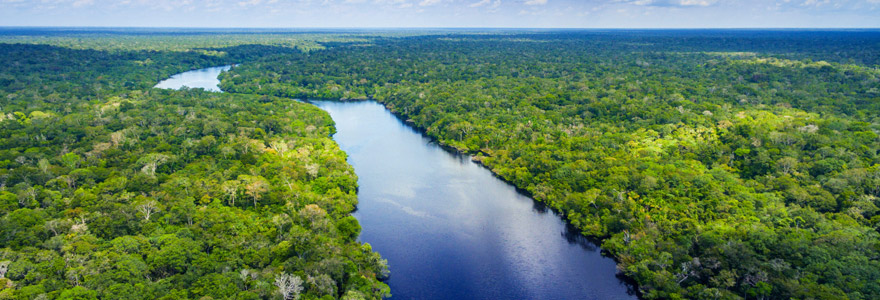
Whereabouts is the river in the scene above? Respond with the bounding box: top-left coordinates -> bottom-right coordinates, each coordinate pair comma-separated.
154,65 -> 232,92
157,66 -> 637,300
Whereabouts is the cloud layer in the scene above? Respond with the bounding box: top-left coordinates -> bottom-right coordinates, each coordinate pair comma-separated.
0,0 -> 878,27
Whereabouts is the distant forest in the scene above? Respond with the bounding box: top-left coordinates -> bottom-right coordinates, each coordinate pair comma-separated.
1,29 -> 880,299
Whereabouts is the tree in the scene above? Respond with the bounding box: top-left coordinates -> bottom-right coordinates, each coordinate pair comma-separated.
136,200 -> 160,221
239,269 -> 257,290
0,260 -> 9,278
241,175 -> 269,208
137,153 -> 170,177
38,158 -> 51,174
57,286 -> 98,300
222,180 -> 241,207
274,273 -> 303,300
777,157 -> 799,175
61,152 -> 82,170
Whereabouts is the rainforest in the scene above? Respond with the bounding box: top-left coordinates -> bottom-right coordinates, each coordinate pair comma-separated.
0,28 -> 879,300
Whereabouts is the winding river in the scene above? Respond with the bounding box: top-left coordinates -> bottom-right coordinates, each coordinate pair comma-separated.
154,65 -> 232,92
157,67 -> 637,300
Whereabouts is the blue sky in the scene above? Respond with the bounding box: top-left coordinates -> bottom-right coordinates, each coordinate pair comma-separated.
1,0 -> 878,28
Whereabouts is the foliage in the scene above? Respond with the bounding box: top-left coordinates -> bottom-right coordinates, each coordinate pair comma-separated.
221,31 -> 880,299
0,41 -> 389,299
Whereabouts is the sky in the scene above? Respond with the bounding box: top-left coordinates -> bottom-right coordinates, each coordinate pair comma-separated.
1,0 -> 879,28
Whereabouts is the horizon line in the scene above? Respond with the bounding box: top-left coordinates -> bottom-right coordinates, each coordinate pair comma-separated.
1,26 -> 880,31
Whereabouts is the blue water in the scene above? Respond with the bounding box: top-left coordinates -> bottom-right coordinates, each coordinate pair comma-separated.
159,67 -> 637,300
154,65 -> 231,92
313,100 -> 637,300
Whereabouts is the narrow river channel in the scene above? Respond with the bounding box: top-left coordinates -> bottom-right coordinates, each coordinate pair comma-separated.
157,67 -> 638,300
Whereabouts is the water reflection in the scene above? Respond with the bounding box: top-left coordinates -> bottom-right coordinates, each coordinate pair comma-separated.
154,65 -> 232,92
157,67 -> 639,300
312,100 -> 638,300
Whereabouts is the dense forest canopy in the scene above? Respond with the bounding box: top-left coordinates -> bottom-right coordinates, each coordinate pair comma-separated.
218,30 -> 880,299
1,28 -> 879,300
0,32 -> 389,299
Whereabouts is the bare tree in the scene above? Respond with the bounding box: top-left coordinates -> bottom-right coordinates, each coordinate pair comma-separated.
137,200 -> 160,221
0,260 -> 10,278
675,258 -> 701,284
270,139 -> 290,156
37,158 -> 51,174
274,273 -> 303,300
45,219 -> 71,236
20,186 -> 37,207
220,146 -> 235,159
70,217 -> 89,234
138,153 -> 170,177
221,180 -> 240,206
305,163 -> 319,179
240,269 -> 257,290
777,157 -> 799,175
110,130 -> 126,148
272,214 -> 291,240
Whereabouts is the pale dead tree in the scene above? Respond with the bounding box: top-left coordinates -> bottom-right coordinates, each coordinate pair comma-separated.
67,268 -> 82,286
676,105 -> 689,114
449,121 -> 473,141
777,157 -> 799,175
743,270 -> 769,291
110,130 -> 126,147
769,132 -> 798,146
798,124 -> 819,134
221,180 -> 240,206
0,260 -> 10,278
61,175 -> 77,189
137,200 -> 160,221
20,186 -> 37,207
270,140 -> 290,156
70,217 -> 88,234
281,176 -> 297,193
239,269 -> 251,283
272,214 -> 291,240
274,273 -> 304,300
612,189 -> 628,202
305,163 -> 319,179
45,219 -> 71,236
219,146 -> 235,159
0,174 -> 8,191
675,258 -> 701,284
138,153 -> 170,177
38,158 -> 51,174
239,269 -> 257,290
750,136 -> 763,147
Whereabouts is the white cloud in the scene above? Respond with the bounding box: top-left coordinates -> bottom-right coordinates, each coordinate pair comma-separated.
618,0 -> 717,7
238,0 -> 262,7
420,0 -> 441,6
524,0 -> 546,5
678,0 -> 712,5
72,0 -> 95,7
470,0 -> 501,8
